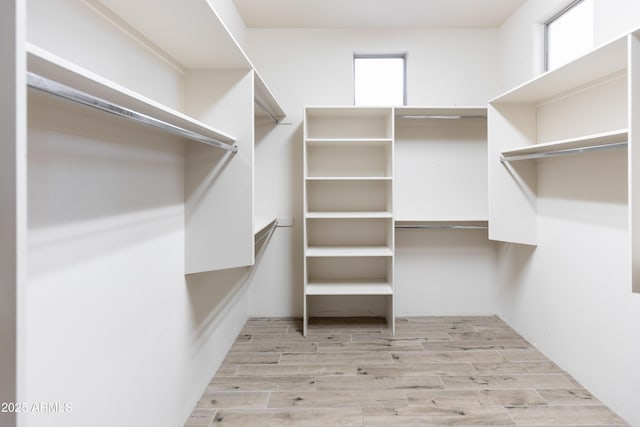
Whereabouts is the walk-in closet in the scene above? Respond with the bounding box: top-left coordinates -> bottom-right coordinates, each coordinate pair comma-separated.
2,0 -> 640,426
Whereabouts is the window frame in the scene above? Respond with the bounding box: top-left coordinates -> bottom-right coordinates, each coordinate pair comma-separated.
544,0 -> 593,71
353,53 -> 407,106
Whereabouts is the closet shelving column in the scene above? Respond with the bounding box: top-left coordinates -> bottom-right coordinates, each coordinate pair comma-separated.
489,29 -> 640,292
303,107 -> 395,336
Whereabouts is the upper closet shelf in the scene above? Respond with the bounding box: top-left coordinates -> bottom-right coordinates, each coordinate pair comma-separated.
95,0 -> 285,122
27,44 -> 237,149
492,35 -> 628,104
501,129 -> 628,162
395,106 -> 487,119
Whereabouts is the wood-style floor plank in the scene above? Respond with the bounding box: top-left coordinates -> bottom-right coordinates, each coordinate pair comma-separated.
391,350 -> 506,364
362,406 -> 516,426
537,388 -> 603,406
211,408 -> 364,426
441,374 -> 574,389
184,317 -> 629,426
405,389 -> 547,408
195,392 -> 270,409
506,405 -> 627,426
268,390 -> 407,408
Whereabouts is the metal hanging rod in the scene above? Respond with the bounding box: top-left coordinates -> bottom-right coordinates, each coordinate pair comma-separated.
395,224 -> 488,230
395,115 -> 486,120
27,72 -> 238,153
254,98 -> 280,123
500,141 -> 627,163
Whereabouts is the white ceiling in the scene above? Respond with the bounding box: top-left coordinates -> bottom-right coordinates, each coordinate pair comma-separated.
233,0 -> 527,29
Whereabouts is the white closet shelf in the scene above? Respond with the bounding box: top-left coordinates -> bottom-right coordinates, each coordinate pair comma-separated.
254,77 -> 286,123
95,0 -> 244,68
27,44 -> 236,145
305,176 -> 392,181
254,218 -> 278,247
305,138 -> 393,145
500,129 -> 628,161
94,0 -> 285,123
305,246 -> 393,257
254,218 -> 278,235
306,212 -> 392,219
305,106 -> 393,118
492,36 -> 628,104
306,280 -> 393,296
395,106 -> 487,119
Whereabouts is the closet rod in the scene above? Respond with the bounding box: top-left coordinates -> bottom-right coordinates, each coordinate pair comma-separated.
254,98 -> 280,123
395,115 -> 486,120
27,72 -> 238,153
395,225 -> 488,230
500,141 -> 627,163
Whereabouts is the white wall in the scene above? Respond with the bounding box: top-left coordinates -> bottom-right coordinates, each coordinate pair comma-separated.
395,230 -> 499,315
208,0 -> 250,52
497,0 -> 569,93
497,1 -> 640,425
245,28 -> 501,317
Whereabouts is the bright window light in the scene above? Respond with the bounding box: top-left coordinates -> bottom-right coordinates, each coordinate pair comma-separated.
354,55 -> 406,106
545,0 -> 594,71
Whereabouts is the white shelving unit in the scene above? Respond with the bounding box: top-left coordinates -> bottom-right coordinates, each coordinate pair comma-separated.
489,29 -> 640,292
27,44 -> 236,147
303,107 -> 395,335
24,0 -> 286,275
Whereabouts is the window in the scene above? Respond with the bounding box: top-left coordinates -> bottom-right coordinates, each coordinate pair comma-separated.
354,54 -> 406,106
545,0 -> 594,71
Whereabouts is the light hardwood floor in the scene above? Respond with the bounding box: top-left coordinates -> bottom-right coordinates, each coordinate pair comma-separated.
184,316 -> 628,426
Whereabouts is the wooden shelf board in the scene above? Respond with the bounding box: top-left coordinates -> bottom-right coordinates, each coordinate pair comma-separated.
305,107 -> 392,119
95,0 -> 249,69
27,44 -> 236,144
305,138 -> 393,146
306,176 -> 392,181
306,280 -> 393,296
92,0 -> 285,121
395,106 -> 487,118
254,75 -> 286,122
306,212 -> 393,219
306,246 -> 393,257
501,129 -> 628,158
492,35 -> 628,104
254,218 -> 277,235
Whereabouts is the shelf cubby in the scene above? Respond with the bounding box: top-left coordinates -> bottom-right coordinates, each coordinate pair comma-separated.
307,217 -> 392,248
305,107 -> 393,139
305,139 -> 393,178
306,179 -> 392,215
